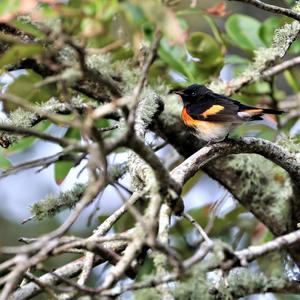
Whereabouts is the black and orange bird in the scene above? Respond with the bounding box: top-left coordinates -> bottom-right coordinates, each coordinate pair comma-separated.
175,84 -> 284,142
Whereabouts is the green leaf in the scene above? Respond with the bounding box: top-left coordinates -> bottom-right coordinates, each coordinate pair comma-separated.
259,16 -> 285,47
55,161 -> 73,185
225,14 -> 265,51
12,20 -> 46,39
5,136 -> 36,154
187,32 -> 223,69
0,0 -> 19,21
94,119 -> 110,129
121,2 -> 146,26
158,38 -> 192,80
97,214 -> 110,224
189,206 -> 246,234
0,155 -> 11,170
65,127 -> 81,140
0,44 -> 44,68
113,211 -> 135,232
126,0 -> 186,44
289,40 -> 300,54
5,70 -> 54,110
225,54 -> 250,65
203,15 -> 225,46
284,69 -> 300,92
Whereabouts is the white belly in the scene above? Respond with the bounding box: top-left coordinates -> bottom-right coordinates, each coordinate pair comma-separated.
192,122 -> 235,142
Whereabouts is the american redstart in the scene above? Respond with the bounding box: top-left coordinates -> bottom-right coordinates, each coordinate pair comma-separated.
175,84 -> 284,142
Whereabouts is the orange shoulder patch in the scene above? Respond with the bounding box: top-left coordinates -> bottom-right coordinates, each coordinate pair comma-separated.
202,105 -> 224,118
181,107 -> 200,127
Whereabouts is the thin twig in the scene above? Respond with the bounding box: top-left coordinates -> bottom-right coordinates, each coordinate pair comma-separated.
262,56 -> 300,78
0,149 -> 78,179
0,124 -> 84,150
127,30 -> 162,130
228,0 -> 300,21
182,212 -> 213,245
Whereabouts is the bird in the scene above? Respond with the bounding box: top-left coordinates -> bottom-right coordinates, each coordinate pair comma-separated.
174,84 -> 284,142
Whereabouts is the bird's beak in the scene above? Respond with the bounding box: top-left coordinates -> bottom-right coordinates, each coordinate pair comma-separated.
174,91 -> 186,96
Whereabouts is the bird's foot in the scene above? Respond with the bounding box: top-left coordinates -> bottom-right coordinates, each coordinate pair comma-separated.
223,134 -> 236,142
204,140 -> 218,147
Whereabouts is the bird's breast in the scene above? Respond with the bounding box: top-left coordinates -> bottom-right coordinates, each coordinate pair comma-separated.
181,108 -> 233,141
192,121 -> 233,142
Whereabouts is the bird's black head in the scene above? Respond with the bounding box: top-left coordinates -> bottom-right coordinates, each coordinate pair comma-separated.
174,84 -> 210,105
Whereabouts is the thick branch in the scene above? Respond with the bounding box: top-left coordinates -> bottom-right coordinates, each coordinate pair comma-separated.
171,137 -> 300,187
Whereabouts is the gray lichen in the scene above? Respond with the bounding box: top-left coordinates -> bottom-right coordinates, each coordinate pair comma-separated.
31,183 -> 86,221
30,162 -> 127,221
128,90 -> 163,190
0,96 -> 85,147
227,154 -> 292,232
214,268 -> 287,299
86,53 -> 140,94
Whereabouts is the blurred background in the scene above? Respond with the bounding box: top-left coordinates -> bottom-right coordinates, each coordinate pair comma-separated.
1,0 -> 300,299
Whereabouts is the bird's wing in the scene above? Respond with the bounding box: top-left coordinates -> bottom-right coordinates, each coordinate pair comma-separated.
185,92 -> 270,122
185,94 -> 242,122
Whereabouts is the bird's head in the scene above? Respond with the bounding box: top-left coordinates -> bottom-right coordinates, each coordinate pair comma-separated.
174,84 -> 210,105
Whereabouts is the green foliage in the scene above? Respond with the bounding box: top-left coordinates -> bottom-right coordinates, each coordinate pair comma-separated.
225,14 -> 265,51
0,44 -> 44,68
0,153 -> 11,169
54,160 -> 74,185
12,18 -> 45,39
134,287 -> 160,300
187,32 -> 223,70
6,70 -> 54,108
158,31 -> 224,83
0,0 -> 19,20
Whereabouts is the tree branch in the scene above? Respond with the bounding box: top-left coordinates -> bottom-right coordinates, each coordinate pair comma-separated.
228,0 -> 300,21
171,137 -> 300,188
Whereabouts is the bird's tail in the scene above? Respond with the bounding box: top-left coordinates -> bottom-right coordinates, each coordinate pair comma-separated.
238,107 -> 284,121
260,108 -> 284,115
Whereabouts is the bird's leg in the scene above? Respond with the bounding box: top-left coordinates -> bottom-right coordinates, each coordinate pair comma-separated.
223,133 -> 236,142
204,140 -> 218,147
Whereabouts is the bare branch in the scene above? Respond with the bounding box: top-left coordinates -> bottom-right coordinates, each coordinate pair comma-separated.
228,0 -> 300,21
182,212 -> 212,245
262,56 -> 300,78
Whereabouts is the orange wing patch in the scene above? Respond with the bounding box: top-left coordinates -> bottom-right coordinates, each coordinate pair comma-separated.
202,105 -> 224,118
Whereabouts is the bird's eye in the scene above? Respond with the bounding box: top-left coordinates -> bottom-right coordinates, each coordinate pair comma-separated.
191,92 -> 196,96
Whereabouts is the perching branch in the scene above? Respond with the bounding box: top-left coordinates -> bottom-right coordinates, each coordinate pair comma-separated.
171,137 -> 300,188
3,1 -> 300,299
